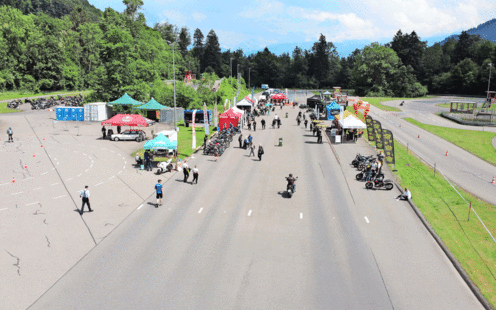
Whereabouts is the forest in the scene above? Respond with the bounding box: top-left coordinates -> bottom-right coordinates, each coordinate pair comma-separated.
0,0 -> 495,106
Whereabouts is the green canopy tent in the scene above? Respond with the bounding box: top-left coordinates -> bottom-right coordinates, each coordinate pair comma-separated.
137,97 -> 169,120
108,93 -> 143,106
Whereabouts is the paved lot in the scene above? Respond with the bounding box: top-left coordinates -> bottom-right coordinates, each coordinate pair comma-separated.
25,104 -> 482,309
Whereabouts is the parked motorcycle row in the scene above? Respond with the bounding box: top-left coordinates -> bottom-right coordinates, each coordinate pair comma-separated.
351,152 -> 394,190
203,128 -> 237,156
7,94 -> 85,110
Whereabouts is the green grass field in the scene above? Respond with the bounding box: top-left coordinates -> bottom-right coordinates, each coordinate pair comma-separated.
0,90 -> 91,101
0,102 -> 22,114
436,102 -> 496,110
403,118 -> 496,166
388,139 -> 496,306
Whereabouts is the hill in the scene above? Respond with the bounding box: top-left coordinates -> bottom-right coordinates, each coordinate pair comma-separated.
440,18 -> 496,44
0,0 -> 101,21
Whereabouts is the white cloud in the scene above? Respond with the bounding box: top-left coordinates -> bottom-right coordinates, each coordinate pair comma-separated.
239,0 -> 285,18
161,9 -> 187,25
192,11 -> 206,22
216,30 -> 248,49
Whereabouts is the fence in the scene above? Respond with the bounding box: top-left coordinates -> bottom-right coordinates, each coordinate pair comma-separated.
158,108 -> 184,124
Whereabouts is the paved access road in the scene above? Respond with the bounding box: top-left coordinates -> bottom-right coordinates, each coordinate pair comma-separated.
365,97 -> 496,206
30,105 -> 482,309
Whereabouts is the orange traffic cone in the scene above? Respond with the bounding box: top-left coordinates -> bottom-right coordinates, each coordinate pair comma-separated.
12,177 -> 15,183
418,134 -> 420,138
40,144 -> 43,148
492,177 -> 495,184
24,164 -> 27,169
446,150 -> 448,156
33,152 -> 35,157
43,137 -> 45,141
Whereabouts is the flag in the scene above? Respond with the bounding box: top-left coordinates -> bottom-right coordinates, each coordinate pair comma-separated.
252,87 -> 255,103
214,102 -> 218,127
228,100 -> 231,109
203,102 -> 209,136
192,109 -> 197,149
224,98 -> 228,108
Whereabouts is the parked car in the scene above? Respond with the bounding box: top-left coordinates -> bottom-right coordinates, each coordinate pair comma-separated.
111,129 -> 146,142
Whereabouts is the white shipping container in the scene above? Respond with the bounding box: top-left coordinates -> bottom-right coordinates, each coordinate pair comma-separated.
83,102 -> 108,121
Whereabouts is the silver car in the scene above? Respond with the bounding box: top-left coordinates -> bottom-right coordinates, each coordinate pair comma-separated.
111,130 -> 146,142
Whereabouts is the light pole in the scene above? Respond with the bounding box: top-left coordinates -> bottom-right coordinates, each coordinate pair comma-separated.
237,64 -> 240,96
488,63 -> 493,94
249,67 -> 251,89
168,40 -> 177,131
230,58 -> 233,107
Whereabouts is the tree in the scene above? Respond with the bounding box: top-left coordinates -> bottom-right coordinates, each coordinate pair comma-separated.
178,26 -> 191,58
192,28 -> 204,73
203,30 -> 221,76
453,31 -> 475,63
309,34 -> 339,87
123,0 -> 144,21
390,30 -> 426,77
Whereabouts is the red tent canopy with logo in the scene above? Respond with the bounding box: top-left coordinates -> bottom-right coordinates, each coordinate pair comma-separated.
101,114 -> 150,127
219,109 -> 241,129
272,93 -> 288,100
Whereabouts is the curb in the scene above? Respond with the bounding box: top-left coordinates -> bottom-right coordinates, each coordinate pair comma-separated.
393,183 -> 492,310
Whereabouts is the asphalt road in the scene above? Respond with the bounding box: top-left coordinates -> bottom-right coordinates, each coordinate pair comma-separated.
366,98 -> 496,206
29,105 -> 482,309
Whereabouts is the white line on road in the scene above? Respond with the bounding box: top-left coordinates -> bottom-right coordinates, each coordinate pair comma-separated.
90,164 -> 93,168
11,192 -> 23,195
33,187 -> 43,191
111,151 -> 115,153
25,202 -> 39,206
198,208 -> 203,213
83,153 -> 87,156
109,176 -> 115,180
118,171 -> 122,174
300,213 -> 303,219
25,177 -> 33,180
77,173 -> 82,177
124,161 -> 127,165
85,169 -> 89,172
66,178 -> 73,181
41,172 -> 48,175
0,183 -> 9,186
123,166 -> 125,169
248,210 -> 252,216
56,162 -> 59,165
51,183 -> 58,186
365,216 -> 370,223
137,204 -> 143,210
0,208 -> 7,212
54,195 -> 66,199
95,182 -> 103,186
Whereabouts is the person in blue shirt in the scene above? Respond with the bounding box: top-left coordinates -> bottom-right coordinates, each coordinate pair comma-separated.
155,179 -> 163,207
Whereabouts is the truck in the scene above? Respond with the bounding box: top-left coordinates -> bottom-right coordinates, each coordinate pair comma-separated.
261,84 -> 269,90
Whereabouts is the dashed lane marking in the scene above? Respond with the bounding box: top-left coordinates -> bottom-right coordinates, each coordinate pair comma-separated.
51,183 -> 58,186
0,183 -> 10,186
365,216 -> 370,223
0,208 -> 7,212
109,176 -> 115,180
85,169 -> 89,172
248,210 -> 252,216
198,208 -> 203,213
77,174 -> 82,177
137,204 -> 143,210
300,213 -> 303,219
123,166 -> 125,169
25,202 -> 39,206
33,187 -> 43,191
54,195 -> 66,199
41,172 -> 48,175
25,177 -> 33,180
118,171 -> 122,175
66,178 -> 73,181
95,182 -> 104,186
11,192 -> 23,195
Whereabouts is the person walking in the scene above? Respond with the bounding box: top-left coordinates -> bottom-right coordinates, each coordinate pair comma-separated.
192,166 -> 199,184
117,125 -> 121,134
101,126 -> 106,139
253,120 -> 257,131
258,144 -> 264,161
238,133 -> 243,148
247,121 -> 251,131
248,134 -> 253,146
155,179 -> 163,207
7,127 -> 13,142
79,186 -> 92,214
182,160 -> 190,182
249,143 -> 255,157
203,135 -> 208,149
147,151 -> 154,171
261,119 -> 266,129
304,119 -> 308,129
317,128 -> 323,144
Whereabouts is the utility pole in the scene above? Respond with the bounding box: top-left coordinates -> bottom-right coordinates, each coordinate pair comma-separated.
488,63 -> 493,94
249,67 -> 251,89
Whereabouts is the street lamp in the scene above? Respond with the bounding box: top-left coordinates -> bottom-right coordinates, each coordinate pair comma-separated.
230,58 -> 233,107
167,40 -> 177,131
488,63 -> 493,94
249,67 -> 251,89
237,64 -> 240,98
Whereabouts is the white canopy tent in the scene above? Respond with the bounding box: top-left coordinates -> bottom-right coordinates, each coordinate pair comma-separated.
339,115 -> 367,129
236,98 -> 253,108
231,107 -> 245,115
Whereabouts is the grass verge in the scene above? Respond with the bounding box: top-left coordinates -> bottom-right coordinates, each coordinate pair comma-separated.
403,118 -> 496,166
0,102 -> 22,114
383,139 -> 496,306
436,102 -> 496,111
359,96 -> 438,112
0,90 -> 91,101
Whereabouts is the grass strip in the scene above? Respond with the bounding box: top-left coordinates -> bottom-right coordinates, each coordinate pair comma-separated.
386,139 -> 496,306
436,102 -> 496,111
0,102 -> 22,114
0,90 -> 91,101
403,118 -> 496,166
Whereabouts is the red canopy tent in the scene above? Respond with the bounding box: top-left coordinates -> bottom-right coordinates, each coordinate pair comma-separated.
101,114 -> 150,127
272,93 -> 288,100
219,109 -> 241,129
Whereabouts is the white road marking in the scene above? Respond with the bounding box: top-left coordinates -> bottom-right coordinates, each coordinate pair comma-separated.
25,202 -> 39,206
51,183 -> 58,186
124,161 -> 127,165
90,164 -> 93,168
118,154 -> 121,156
198,208 -> 203,213
95,182 -> 103,186
365,216 -> 370,223
123,166 -> 125,169
11,192 -> 23,195
54,195 -> 66,199
33,187 -> 43,191
300,213 -> 303,219
83,153 -> 87,156
0,183 -> 10,186
41,172 -> 48,175
109,176 -> 115,180
66,178 -> 73,181
137,204 -> 143,210
56,162 -> 59,165
248,210 -> 252,216
111,150 -> 115,153
77,173 -> 82,177
118,171 -> 122,174
85,169 -> 89,172
25,177 -> 33,180
0,208 -> 7,212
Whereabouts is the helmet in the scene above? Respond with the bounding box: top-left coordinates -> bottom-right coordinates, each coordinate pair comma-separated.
289,173 -> 293,177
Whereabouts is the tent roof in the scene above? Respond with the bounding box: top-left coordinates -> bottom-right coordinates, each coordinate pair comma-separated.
220,109 -> 241,118
231,107 -> 245,115
334,110 -> 353,121
323,91 -> 332,95
339,115 -> 367,129
144,133 -> 177,150
101,114 -> 150,127
137,98 -> 167,110
236,99 -> 253,107
108,93 -> 143,106
326,101 -> 341,110
272,93 -> 287,100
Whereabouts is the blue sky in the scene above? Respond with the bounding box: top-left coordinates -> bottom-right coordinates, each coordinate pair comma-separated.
89,0 -> 496,56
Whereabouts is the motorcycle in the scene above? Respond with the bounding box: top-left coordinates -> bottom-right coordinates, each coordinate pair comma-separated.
356,169 -> 384,181
157,159 -> 174,174
365,175 -> 393,190
399,101 -> 404,106
286,176 -> 298,198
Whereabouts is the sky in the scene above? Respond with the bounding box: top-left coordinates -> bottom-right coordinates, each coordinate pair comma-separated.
89,0 -> 496,56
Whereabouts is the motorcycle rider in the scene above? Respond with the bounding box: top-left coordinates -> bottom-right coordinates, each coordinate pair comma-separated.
286,174 -> 297,192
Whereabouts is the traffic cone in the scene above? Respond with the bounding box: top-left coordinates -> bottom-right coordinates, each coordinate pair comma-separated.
12,177 -> 15,183
492,177 -> 495,184
418,134 -> 420,138
43,137 -> 45,141
446,150 -> 448,156
24,164 -> 27,169
40,144 -> 43,148
33,152 -> 35,157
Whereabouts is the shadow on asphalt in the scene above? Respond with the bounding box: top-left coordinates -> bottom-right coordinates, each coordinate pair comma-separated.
147,202 -> 158,208
304,141 -> 319,144
277,191 -> 291,199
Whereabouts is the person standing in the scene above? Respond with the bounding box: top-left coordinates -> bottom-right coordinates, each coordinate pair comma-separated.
182,160 -> 190,182
304,119 -> 308,129
353,129 -> 358,142
101,126 -> 106,139
238,133 -> 243,148
317,128 -> 323,144
7,127 -> 13,142
143,150 -> 150,171
79,186 -> 92,214
247,121 -> 251,131
253,120 -> 257,131
258,144 -> 264,161
261,119 -> 266,129
117,125 -> 121,134
147,151 -> 154,171
192,166 -> 199,184
249,143 -> 255,157
203,135 -> 208,149
155,179 -> 163,207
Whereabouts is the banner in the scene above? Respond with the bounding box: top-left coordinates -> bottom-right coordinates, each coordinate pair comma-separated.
224,98 -> 228,108
362,102 -> 371,120
339,105 -> 344,122
252,87 -> 255,103
228,99 -> 231,109
214,102 -> 218,127
382,129 -> 395,165
236,90 -> 239,103
192,109 -> 197,149
365,115 -> 375,142
372,120 -> 384,150
203,102 -> 209,135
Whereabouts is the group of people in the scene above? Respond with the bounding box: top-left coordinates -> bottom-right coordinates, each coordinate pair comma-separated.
181,160 -> 199,184
135,150 -> 154,171
101,125 -> 121,140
